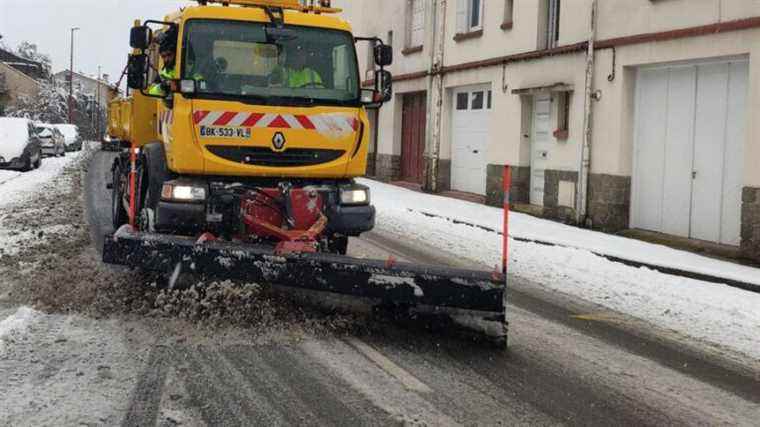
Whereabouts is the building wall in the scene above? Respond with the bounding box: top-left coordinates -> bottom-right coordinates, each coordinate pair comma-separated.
0,62 -> 41,111
337,0 -> 760,259
53,72 -> 114,109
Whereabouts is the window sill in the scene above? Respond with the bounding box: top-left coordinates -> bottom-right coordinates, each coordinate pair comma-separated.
453,29 -> 483,42
402,45 -> 423,56
500,21 -> 513,31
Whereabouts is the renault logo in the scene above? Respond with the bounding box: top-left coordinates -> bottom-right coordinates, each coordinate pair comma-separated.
272,132 -> 286,152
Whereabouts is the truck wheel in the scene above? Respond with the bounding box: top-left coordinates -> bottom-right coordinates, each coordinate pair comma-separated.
112,163 -> 128,228
138,143 -> 172,233
328,235 -> 349,255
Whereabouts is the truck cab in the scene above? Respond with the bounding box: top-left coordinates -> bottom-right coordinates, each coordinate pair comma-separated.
114,0 -> 392,253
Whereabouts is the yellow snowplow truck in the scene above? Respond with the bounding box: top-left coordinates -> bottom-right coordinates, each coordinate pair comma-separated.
103,0 -> 506,344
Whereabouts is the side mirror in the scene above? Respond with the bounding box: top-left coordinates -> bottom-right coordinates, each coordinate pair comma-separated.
361,70 -> 393,107
130,26 -> 151,50
127,54 -> 148,90
374,44 -> 393,67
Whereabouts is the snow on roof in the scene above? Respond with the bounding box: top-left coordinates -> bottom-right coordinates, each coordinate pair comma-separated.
0,117 -> 31,160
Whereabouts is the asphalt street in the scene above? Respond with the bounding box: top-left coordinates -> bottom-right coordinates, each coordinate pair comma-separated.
1,150 -> 758,426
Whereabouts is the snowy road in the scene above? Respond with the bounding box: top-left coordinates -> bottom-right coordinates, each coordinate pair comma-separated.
0,150 -> 758,426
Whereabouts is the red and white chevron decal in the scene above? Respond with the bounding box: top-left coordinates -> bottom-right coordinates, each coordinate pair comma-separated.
192,111 -> 359,135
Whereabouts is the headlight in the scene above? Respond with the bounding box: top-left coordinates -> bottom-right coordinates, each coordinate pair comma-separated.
340,186 -> 369,205
161,183 -> 207,202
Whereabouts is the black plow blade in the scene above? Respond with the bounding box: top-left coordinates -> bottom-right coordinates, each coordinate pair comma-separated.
103,232 -> 507,345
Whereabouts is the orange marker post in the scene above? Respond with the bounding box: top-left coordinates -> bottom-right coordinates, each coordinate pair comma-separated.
502,165 -> 511,276
128,142 -> 137,228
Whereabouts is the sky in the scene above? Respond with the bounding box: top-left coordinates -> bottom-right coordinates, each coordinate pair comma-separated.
0,0 -> 190,85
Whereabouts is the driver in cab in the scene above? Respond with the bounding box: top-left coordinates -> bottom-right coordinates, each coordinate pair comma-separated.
271,44 -> 324,89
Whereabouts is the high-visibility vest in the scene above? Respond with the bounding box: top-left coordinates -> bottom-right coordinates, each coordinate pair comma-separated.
148,65 -> 202,96
148,65 -> 178,96
287,67 -> 323,88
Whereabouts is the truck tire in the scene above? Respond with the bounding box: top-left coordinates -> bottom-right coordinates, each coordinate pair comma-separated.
328,235 -> 349,255
138,143 -> 173,232
111,162 -> 128,228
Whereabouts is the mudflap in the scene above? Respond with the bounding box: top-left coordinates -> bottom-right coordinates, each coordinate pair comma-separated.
103,231 -> 507,347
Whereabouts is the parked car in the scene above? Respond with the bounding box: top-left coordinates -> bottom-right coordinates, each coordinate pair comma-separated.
0,117 -> 43,171
53,124 -> 83,152
35,124 -> 66,157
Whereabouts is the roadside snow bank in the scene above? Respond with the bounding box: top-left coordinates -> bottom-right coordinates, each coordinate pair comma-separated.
0,149 -> 85,209
362,179 -> 760,360
360,179 -> 760,286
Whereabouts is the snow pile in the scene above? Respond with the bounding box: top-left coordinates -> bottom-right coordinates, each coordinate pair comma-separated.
361,179 -> 760,360
0,117 -> 31,160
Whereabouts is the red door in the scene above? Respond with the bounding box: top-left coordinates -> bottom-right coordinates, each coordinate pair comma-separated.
401,92 -> 427,183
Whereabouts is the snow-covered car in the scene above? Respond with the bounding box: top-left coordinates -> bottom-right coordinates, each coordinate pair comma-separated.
0,117 -> 43,171
53,124 -> 82,152
35,124 -> 66,157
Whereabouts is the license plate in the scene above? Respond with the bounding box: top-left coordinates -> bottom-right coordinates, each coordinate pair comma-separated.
199,126 -> 252,138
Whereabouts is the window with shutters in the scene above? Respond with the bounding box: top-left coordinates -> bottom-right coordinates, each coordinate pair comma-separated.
537,0 -> 560,49
404,0 -> 425,53
455,0 -> 485,38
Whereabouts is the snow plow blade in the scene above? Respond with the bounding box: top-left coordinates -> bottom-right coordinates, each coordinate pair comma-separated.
102,232 -> 505,314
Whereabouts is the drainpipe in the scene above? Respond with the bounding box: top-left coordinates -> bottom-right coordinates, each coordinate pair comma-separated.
576,0 -> 597,226
427,0 -> 447,192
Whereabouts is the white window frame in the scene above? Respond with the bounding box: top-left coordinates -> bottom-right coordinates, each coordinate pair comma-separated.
406,0 -> 426,49
546,0 -> 560,49
537,0 -> 561,49
457,0 -> 485,34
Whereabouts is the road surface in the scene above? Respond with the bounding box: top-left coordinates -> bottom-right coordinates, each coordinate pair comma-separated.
0,150 -> 758,426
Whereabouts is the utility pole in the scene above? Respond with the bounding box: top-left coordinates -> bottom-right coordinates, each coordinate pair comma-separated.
68,27 -> 80,124
96,65 -> 101,138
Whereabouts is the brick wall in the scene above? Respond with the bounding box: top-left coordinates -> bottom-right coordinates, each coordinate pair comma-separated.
588,174 -> 631,232
374,153 -> 401,182
543,170 -> 578,224
485,164 -> 531,207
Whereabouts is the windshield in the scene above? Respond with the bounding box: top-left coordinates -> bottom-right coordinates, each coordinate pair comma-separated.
182,20 -> 360,105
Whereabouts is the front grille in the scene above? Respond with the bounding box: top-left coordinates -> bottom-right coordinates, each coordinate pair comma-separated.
207,146 -> 345,167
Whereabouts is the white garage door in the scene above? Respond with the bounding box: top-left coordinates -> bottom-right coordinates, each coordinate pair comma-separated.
632,59 -> 747,246
451,86 -> 492,195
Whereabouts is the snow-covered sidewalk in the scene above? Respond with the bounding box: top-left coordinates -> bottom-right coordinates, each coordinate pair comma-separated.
0,147 -> 90,256
0,153 -> 84,209
361,178 -> 760,361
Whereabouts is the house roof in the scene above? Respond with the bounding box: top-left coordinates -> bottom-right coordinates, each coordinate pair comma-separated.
0,47 -> 46,80
53,70 -> 117,91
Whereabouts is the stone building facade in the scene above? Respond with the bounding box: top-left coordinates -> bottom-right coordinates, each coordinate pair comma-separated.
0,48 -> 43,115
337,0 -> 760,261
